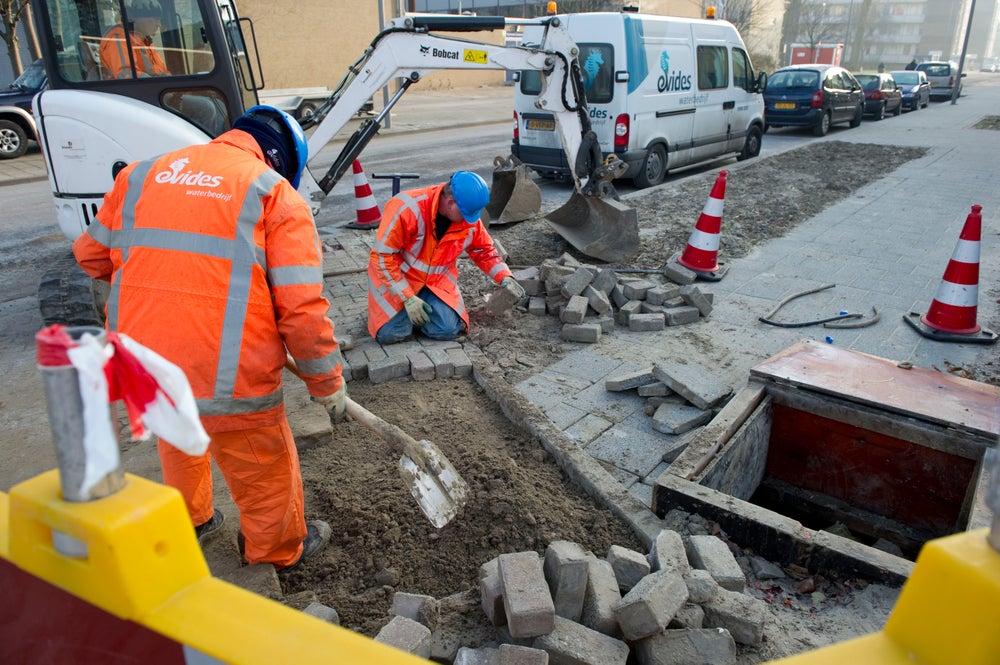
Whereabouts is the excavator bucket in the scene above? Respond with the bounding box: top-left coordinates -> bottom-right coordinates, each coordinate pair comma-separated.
546,191 -> 639,263
485,155 -> 542,225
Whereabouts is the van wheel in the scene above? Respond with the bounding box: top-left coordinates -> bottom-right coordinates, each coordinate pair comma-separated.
633,144 -> 666,188
737,126 -> 762,161
813,112 -> 831,137
849,104 -> 863,128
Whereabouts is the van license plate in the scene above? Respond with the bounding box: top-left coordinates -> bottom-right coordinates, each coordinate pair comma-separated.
775,102 -> 796,109
525,118 -> 556,131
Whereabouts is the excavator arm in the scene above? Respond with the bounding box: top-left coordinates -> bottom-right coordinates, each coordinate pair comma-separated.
298,15 -> 637,262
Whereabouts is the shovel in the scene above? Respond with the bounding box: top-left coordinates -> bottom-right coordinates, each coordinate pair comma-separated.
285,356 -> 469,528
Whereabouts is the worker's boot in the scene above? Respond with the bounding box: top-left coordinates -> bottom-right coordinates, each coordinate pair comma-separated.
195,509 -> 225,543
279,520 -> 332,573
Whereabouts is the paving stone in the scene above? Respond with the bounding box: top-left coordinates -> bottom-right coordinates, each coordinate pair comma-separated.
627,482 -> 653,507
544,540 -> 590,622
669,603 -> 706,630
303,601 -> 340,625
528,296 -> 547,316
634,628 -> 736,665
455,646 -> 500,665
343,347 -> 369,379
447,347 -> 474,377
637,381 -> 671,397
564,414 -> 613,445
375,615 -> 433,658
391,592 -> 439,631
610,284 -> 629,308
648,529 -> 691,576
423,346 -> 455,379
642,461 -> 669,485
686,535 -> 745,592
615,300 -> 643,326
684,569 -> 720,604
488,283 -> 522,315
622,279 -> 657,300
663,259 -> 697,285
218,563 -> 281,599
629,313 -> 666,332
408,351 -> 436,381
368,354 -> 410,384
499,552 -> 555,638
431,590 -> 499,661
702,589 -> 767,646
595,316 -> 615,333
646,284 -> 682,306
653,361 -> 733,410
532,616 -> 629,665
605,367 -> 656,392
481,567 -> 507,627
651,402 -> 713,435
679,284 -> 714,317
581,556 -> 622,637
542,402 -> 588,430
561,267 -> 595,299
499,643 -> 549,665
586,412 -> 671,477
614,570 -> 689,641
584,285 -> 612,314
561,295 -> 589,324
663,305 -> 701,326
591,268 -> 619,295
561,323 -> 601,343
606,544 -> 650,593
572,381 -> 646,424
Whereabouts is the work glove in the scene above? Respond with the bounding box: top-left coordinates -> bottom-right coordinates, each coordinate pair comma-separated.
500,277 -> 526,301
404,295 -> 432,326
313,385 -> 349,424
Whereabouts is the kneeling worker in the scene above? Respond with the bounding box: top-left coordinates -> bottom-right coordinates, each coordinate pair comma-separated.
367,171 -> 525,344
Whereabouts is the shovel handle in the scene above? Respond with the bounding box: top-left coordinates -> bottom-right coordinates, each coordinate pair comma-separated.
344,397 -> 424,461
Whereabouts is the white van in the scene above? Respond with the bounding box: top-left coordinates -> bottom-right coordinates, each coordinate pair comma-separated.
511,11 -> 766,187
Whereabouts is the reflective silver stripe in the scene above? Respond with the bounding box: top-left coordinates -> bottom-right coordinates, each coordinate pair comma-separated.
86,220 -> 112,247
113,228 -> 236,257
486,262 -> 509,280
196,389 -> 283,416
293,348 -> 344,375
369,273 -> 400,319
214,169 -> 283,398
137,46 -> 157,74
268,264 -> 323,287
107,160 -> 155,330
372,192 -> 427,254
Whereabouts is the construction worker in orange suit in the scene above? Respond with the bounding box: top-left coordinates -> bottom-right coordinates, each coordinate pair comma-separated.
100,0 -> 170,79
367,171 -> 526,344
72,105 -> 345,571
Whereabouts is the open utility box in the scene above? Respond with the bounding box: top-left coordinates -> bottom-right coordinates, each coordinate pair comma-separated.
653,340 -> 1000,586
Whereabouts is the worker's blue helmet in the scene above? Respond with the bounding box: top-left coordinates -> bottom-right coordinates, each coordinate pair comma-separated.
450,171 -> 490,223
233,105 -> 309,189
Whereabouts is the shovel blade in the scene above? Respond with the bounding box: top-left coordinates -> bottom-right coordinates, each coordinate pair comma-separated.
398,439 -> 469,528
546,191 -> 639,263
486,156 -> 542,225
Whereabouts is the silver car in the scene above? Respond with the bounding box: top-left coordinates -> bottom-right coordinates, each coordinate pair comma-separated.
915,61 -> 965,100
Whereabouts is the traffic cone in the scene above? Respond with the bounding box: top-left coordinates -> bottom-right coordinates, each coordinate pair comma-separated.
903,204 -> 997,344
345,159 -> 381,230
675,170 -> 728,281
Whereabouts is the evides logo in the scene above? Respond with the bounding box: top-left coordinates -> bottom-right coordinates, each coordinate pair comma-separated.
656,51 -> 692,93
154,157 -> 224,187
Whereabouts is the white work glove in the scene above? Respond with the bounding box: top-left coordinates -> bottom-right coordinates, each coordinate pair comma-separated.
313,385 -> 348,424
404,295 -> 432,326
501,277 -> 526,301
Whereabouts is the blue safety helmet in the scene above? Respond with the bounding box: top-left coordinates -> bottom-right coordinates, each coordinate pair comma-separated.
232,105 -> 309,189
449,171 -> 490,223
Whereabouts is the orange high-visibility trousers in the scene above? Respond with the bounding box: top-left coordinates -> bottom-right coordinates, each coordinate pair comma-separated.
159,419 -> 306,568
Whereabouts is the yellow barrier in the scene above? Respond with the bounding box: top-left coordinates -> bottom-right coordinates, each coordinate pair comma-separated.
0,471 -> 427,664
767,528 -> 1000,664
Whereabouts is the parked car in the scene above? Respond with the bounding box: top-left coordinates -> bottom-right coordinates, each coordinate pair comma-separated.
889,70 -> 930,111
855,73 -> 903,120
0,59 -> 46,159
915,61 -> 965,100
763,64 -> 864,137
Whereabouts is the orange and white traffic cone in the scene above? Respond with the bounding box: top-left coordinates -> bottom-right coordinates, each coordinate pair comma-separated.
675,170 -> 728,281
904,204 -> 997,344
345,159 -> 381,230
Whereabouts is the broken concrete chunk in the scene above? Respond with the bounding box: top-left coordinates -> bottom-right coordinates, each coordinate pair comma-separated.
605,368 -> 656,392
651,402 -> 714,435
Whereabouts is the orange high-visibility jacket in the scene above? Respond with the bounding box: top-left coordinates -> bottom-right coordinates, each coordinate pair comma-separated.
367,182 -> 513,338
73,130 -> 343,433
100,25 -> 169,79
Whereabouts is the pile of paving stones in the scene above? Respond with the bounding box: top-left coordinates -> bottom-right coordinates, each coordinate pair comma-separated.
491,254 -> 715,344
302,528 -> 767,665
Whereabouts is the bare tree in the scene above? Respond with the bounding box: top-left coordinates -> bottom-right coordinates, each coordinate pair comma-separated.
798,0 -> 836,52
712,0 -> 770,42
0,0 -> 31,75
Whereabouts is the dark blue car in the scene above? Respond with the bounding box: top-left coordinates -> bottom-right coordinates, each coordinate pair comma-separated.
0,59 -> 46,159
889,70 -> 931,111
763,64 -> 865,137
